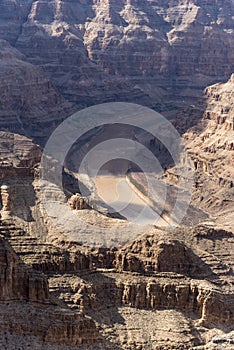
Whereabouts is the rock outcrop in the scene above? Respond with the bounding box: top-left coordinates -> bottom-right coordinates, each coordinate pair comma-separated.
115,234 -> 209,277
68,193 -> 90,210
0,131 -> 42,226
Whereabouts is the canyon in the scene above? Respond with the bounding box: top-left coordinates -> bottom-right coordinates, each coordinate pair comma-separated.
0,74 -> 233,348
0,0 -> 233,349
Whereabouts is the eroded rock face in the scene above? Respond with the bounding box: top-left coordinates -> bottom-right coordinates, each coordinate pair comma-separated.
0,304 -> 100,348
0,131 -> 41,168
0,39 -> 74,144
0,235 -> 49,302
173,74 -> 234,228
115,235 -> 208,277
0,0 -> 233,114
0,212 -> 233,349
0,2 -> 233,348
0,227 -> 100,348
71,273 -> 234,327
0,132 -> 41,224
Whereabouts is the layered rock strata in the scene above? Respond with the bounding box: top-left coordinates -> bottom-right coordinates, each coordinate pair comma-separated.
0,39 -> 74,144
0,226 -> 100,347
0,0 -> 233,119
1,216 -> 232,349
173,74 -> 234,228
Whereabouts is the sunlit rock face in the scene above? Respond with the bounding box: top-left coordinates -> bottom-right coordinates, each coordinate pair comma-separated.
172,74 -> 234,228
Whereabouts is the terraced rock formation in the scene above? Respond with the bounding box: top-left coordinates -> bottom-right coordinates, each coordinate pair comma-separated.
0,224 -> 100,349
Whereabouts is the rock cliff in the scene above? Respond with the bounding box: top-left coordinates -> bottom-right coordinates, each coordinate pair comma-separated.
1,216 -> 233,349
172,74 -> 234,229
0,234 -> 49,302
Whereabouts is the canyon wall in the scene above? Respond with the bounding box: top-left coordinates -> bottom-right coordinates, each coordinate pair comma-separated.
0,0 -> 233,139
172,74 -> 234,228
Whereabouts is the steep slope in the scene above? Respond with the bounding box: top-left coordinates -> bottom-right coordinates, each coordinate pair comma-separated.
181,74 -> 234,228
0,0 -> 232,113
0,39 -> 74,144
